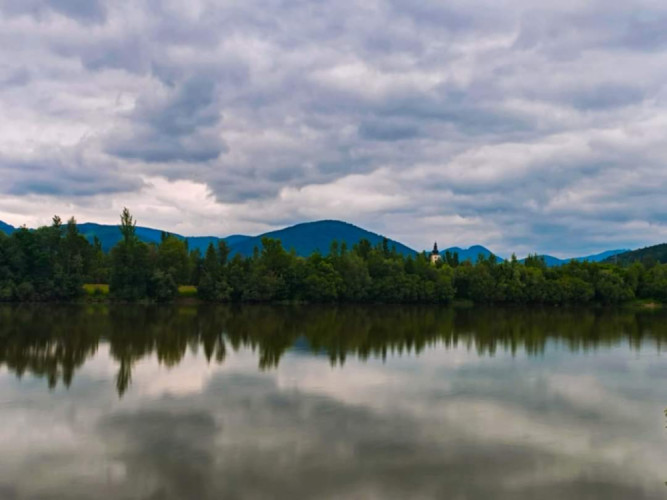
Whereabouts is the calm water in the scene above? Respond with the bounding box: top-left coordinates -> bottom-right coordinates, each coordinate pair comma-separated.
2,305 -> 667,499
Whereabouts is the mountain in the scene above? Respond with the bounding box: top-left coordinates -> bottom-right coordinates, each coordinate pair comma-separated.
0,217 -> 638,265
77,223 -> 244,253
223,234 -> 253,247
519,254 -> 562,267
228,220 -> 417,257
575,249 -> 629,263
0,221 -> 203,251
440,245 -> 500,262
0,221 -> 15,235
1,218 -> 413,257
521,249 -> 629,266
603,244 -> 667,265
81,219 -> 417,257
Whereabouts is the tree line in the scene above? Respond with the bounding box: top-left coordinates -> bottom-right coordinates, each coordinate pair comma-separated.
1,209 -> 667,304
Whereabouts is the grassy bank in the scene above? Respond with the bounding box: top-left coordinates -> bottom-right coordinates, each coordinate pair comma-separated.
83,284 -> 198,300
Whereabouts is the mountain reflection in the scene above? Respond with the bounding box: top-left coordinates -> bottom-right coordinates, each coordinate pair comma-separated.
1,304 -> 666,396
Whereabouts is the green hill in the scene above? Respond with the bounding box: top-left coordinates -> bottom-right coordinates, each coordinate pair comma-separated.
440,245 -> 499,262
604,244 -> 667,265
519,249 -> 628,267
229,220 -> 417,257
0,221 -> 14,235
75,219 -> 415,256
75,223 -> 246,253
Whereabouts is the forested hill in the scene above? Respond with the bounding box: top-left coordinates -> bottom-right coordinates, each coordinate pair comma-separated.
520,249 -> 628,267
75,223 -> 247,253
573,249 -> 629,263
434,246 -> 628,266
0,220 -> 247,253
0,221 -> 14,235
228,220 -> 417,257
441,245 -> 497,262
605,244 -> 667,265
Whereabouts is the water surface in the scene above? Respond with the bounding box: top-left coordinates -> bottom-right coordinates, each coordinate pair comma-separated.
1,305 -> 667,499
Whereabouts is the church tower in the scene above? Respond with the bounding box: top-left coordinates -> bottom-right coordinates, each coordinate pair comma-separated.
430,242 -> 441,264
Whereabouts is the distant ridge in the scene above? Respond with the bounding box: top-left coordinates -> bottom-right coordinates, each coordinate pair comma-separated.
0,221 -> 243,253
431,246 -> 629,266
0,221 -> 14,235
76,223 -> 242,253
0,218 -> 414,257
0,218 -> 646,263
228,220 -> 417,257
520,249 -> 628,267
573,249 -> 629,263
438,245 -> 499,262
224,234 -> 253,247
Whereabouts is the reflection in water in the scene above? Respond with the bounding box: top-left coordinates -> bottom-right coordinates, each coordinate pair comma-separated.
1,304 -> 667,395
2,305 -> 667,499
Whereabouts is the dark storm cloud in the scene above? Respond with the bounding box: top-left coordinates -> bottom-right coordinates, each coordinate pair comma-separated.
359,121 -> 421,142
75,36 -> 150,74
106,77 -> 228,163
0,0 -> 107,24
108,129 -> 225,164
571,84 -> 646,111
1,0 -> 667,253
622,13 -> 667,51
0,149 -> 143,197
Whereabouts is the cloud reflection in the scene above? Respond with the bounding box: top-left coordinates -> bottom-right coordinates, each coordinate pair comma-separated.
1,305 -> 667,498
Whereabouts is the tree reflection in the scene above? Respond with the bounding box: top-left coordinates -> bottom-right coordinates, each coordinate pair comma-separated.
1,304 -> 667,396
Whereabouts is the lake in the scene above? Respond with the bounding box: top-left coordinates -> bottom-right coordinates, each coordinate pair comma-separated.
1,304 -> 667,499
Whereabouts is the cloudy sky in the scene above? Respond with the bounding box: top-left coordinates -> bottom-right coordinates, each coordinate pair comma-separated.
1,0 -> 667,257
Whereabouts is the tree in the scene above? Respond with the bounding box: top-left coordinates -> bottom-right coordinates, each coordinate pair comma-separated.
148,269 -> 177,302
198,243 -> 231,301
157,235 -> 189,284
304,253 -> 341,302
110,209 -> 151,300
58,217 -> 86,299
119,207 -> 136,243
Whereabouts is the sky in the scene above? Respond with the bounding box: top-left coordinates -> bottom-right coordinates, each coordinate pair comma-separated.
1,0 -> 667,257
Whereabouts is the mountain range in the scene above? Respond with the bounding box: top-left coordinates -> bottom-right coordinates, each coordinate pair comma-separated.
0,218 -> 650,264
0,219 -> 413,257
76,222 -> 239,254
225,220 -> 416,257
520,249 -> 629,266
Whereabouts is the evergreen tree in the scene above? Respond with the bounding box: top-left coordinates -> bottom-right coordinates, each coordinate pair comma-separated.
110,209 -> 151,300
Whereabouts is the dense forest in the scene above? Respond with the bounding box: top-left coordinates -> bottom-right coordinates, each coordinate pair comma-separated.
605,243 -> 667,266
1,209 -> 666,304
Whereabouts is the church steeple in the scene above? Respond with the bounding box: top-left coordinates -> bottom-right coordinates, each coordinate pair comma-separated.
430,242 -> 441,264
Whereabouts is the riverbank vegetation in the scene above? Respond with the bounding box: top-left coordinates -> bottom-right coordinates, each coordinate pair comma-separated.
1,210 -> 666,304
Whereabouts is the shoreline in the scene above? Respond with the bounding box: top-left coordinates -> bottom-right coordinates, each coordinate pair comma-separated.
2,296 -> 663,309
